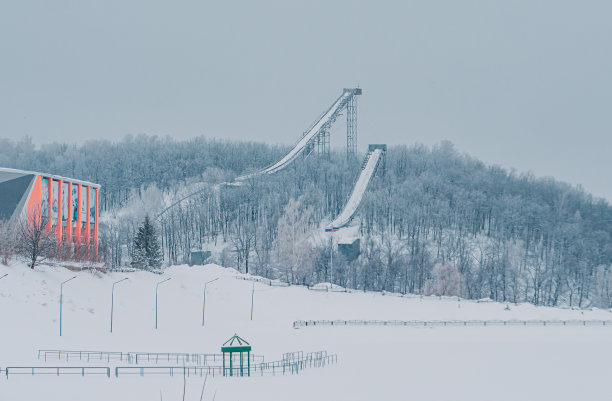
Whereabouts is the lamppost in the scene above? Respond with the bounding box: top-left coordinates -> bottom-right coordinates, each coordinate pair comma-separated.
326,228 -> 338,288
110,278 -> 128,333
250,282 -> 255,320
155,278 -> 171,329
202,277 -> 219,327
59,276 -> 77,336
330,235 -> 334,288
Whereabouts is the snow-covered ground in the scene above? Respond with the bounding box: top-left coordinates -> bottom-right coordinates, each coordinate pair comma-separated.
1,262 -> 611,400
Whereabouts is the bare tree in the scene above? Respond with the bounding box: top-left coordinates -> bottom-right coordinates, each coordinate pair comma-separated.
16,206 -> 56,269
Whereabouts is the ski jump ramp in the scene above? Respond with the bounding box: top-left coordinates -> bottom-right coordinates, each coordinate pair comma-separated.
237,88 -> 362,179
157,88 -> 366,220
328,144 -> 387,229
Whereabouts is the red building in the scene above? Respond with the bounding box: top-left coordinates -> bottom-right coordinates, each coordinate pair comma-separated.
0,168 -> 100,258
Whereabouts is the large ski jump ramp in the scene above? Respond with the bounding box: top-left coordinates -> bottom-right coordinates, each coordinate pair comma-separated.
328,145 -> 386,229
157,88 -> 362,219
237,88 -> 362,179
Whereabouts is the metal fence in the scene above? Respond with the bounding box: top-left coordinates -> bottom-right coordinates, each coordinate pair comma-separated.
4,352 -> 336,379
4,366 -> 110,378
293,319 -> 612,329
38,350 -> 264,365
115,365 -> 223,378
234,275 -> 347,292
114,352 -> 337,378
234,275 -> 290,287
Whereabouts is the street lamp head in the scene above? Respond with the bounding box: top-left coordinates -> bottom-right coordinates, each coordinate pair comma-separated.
61,276 -> 77,286
156,277 -> 171,288
205,277 -> 220,285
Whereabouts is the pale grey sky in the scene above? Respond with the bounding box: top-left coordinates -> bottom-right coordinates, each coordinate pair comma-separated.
1,1 -> 611,200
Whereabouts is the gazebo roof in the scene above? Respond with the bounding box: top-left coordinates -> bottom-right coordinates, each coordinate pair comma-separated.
221,333 -> 251,352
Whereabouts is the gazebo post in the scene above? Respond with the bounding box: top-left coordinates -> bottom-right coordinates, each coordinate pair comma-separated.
229,351 -> 233,376
223,352 -> 225,376
240,351 -> 243,376
248,350 -> 250,377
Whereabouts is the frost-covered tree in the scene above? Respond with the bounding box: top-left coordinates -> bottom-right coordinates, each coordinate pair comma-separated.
276,198 -> 315,284
424,262 -> 464,297
131,216 -> 163,270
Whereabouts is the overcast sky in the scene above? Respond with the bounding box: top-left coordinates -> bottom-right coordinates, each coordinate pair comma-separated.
1,1 -> 611,200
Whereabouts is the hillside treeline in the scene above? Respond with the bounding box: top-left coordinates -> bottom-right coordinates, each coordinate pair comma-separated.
1,136 -> 611,308
0,135 -> 285,210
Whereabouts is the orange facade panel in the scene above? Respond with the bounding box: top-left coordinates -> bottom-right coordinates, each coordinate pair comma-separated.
1,168 -> 100,260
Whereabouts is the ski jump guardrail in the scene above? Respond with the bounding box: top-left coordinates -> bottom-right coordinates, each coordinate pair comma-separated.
293,319 -> 612,329
328,144 -> 386,229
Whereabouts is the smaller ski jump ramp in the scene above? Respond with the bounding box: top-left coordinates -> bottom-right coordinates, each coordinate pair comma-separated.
328,144 -> 386,229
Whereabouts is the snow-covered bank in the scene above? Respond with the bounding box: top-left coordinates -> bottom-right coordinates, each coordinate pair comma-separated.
1,262 -> 611,400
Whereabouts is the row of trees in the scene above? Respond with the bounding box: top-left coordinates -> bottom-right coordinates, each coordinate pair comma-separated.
0,207 -> 161,271
0,207 -> 84,269
3,136 -> 612,308
0,135 -> 285,211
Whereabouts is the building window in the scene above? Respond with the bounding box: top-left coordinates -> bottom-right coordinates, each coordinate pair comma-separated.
62,183 -> 69,221
52,180 -> 59,219
41,178 -> 50,217
90,188 -> 96,223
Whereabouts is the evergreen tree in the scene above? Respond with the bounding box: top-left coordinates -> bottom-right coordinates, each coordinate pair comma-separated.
131,216 -> 163,269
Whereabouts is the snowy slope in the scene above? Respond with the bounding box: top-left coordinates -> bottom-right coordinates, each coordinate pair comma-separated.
1,262 -> 611,401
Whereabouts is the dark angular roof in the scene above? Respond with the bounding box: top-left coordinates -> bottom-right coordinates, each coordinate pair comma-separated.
0,172 -> 35,221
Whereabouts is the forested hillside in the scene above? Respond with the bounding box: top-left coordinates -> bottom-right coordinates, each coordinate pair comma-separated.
2,136 -> 611,308
0,135 -> 285,210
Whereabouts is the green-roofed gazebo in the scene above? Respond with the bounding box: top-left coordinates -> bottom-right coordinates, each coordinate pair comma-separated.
222,334 -> 252,376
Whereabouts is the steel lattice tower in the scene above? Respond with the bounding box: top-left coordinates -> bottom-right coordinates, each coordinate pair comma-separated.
317,125 -> 330,158
346,95 -> 357,159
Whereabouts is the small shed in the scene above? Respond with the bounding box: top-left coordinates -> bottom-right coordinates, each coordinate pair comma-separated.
189,251 -> 211,266
222,334 -> 252,377
338,238 -> 360,262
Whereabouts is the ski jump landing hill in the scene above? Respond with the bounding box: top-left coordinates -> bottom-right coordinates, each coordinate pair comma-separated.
327,144 -> 386,229
158,88 -> 386,229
